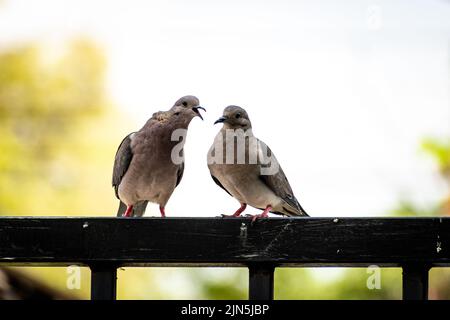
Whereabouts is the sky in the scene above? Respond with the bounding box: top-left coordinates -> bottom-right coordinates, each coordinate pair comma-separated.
0,0 -> 449,217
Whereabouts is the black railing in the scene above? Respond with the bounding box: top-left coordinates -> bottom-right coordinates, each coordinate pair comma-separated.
0,217 -> 449,300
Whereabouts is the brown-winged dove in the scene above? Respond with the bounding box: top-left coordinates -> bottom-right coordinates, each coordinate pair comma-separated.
113,95 -> 205,217
207,105 -> 308,221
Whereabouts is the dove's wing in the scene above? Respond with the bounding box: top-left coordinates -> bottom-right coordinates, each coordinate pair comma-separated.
176,161 -> 184,187
258,142 -> 308,216
112,132 -> 135,199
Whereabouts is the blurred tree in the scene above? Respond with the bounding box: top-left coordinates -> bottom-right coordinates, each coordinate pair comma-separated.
0,39 -> 110,215
391,138 -> 450,217
421,138 -> 450,182
275,268 -> 402,300
0,38 -> 124,299
419,137 -> 450,299
421,138 -> 450,216
0,37 -> 141,219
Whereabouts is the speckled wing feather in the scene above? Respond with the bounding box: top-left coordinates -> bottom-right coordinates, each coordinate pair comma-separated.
176,161 -> 184,187
258,143 -> 308,216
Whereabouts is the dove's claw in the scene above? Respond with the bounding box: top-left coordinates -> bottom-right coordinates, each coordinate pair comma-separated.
221,203 -> 247,217
159,205 -> 166,218
221,213 -> 240,218
249,205 -> 272,223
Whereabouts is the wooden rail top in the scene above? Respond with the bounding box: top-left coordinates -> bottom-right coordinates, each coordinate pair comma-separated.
0,217 -> 448,267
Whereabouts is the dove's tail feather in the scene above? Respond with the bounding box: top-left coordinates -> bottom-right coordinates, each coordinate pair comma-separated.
117,201 -> 127,217
295,202 -> 309,217
116,200 -> 149,217
132,201 -> 149,217
278,206 -> 309,217
276,197 -> 309,217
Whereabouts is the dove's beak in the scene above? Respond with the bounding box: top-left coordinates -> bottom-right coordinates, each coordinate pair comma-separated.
214,116 -> 227,125
192,106 -> 206,120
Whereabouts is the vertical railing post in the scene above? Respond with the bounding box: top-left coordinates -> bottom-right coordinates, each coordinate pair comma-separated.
402,264 -> 430,300
90,265 -> 117,300
248,264 -> 274,300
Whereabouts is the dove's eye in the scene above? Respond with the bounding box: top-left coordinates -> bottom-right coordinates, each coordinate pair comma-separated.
182,101 -> 188,107
235,113 -> 241,119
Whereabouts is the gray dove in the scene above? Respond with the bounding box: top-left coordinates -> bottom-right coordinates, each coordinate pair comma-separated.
207,105 -> 308,221
113,95 -> 205,217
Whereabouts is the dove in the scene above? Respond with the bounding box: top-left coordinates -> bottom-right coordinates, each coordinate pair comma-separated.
113,95 -> 205,217
207,105 -> 308,221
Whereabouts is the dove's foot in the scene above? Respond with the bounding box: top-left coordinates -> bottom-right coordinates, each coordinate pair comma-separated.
159,205 -> 166,218
221,203 -> 247,218
249,205 -> 272,223
123,205 -> 133,217
221,212 -> 242,218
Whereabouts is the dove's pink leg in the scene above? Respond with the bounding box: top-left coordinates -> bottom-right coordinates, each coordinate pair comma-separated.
124,205 -> 133,217
159,205 -> 166,218
251,205 -> 272,222
222,203 -> 247,217
233,203 -> 247,216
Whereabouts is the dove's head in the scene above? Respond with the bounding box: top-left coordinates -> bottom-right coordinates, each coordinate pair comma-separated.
214,105 -> 252,130
172,95 -> 205,120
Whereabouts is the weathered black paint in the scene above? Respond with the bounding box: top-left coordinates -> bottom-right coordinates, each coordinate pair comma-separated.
90,265 -> 117,300
0,217 -> 448,266
402,264 -> 430,300
0,217 -> 449,300
249,265 -> 274,300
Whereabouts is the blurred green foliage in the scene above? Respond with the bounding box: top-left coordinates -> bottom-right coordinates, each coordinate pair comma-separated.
275,268 -> 402,299
0,38 -> 120,298
421,138 -> 450,177
0,39 -> 125,216
391,200 -> 440,217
